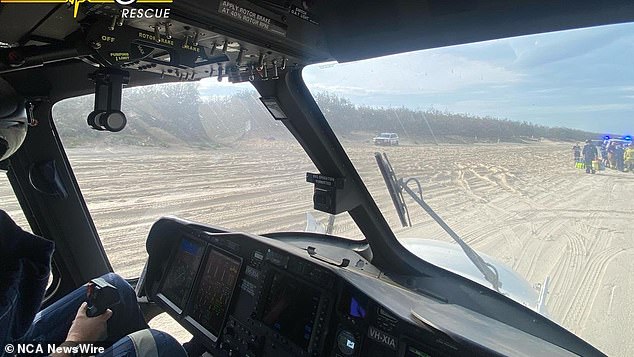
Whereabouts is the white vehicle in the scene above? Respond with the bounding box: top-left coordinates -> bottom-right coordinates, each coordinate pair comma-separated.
373,132 -> 399,146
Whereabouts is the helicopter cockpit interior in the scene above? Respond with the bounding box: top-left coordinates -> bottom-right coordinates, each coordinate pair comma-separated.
2,1 -> 633,356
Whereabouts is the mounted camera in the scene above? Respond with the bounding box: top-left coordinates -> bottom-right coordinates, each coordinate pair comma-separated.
87,68 -> 129,132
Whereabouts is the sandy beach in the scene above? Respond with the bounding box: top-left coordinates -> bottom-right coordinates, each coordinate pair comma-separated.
1,139 -> 631,355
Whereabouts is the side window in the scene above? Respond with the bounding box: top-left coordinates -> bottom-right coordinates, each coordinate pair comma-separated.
0,172 -> 31,233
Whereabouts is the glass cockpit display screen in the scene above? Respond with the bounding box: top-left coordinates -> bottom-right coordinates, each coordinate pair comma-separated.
188,247 -> 242,338
158,237 -> 204,312
261,271 -> 321,350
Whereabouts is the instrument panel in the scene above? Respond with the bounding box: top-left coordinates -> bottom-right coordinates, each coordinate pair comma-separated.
151,229 -> 336,356
142,217 -> 578,357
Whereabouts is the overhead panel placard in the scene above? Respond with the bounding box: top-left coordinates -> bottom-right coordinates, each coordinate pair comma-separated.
290,5 -> 319,25
218,1 -> 287,37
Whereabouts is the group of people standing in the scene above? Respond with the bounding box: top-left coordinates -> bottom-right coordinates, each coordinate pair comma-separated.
573,139 -> 634,174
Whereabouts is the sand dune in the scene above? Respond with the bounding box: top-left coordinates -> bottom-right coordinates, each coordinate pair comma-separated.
1,140 -> 632,355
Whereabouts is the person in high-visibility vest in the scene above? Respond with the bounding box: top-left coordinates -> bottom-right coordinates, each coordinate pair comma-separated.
624,144 -> 634,172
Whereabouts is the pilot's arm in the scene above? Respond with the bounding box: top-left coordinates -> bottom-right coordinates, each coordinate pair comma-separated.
0,209 -> 54,346
49,303 -> 112,357
0,210 -> 112,356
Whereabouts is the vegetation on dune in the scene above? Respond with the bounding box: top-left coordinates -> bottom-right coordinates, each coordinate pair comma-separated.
314,93 -> 595,143
52,83 -> 596,147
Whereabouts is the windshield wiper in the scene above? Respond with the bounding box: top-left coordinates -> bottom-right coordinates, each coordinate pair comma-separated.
375,152 -> 501,292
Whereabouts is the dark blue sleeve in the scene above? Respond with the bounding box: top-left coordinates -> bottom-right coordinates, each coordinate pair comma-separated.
0,210 -> 54,347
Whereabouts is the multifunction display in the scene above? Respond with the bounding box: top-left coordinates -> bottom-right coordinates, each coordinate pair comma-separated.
261,271 -> 321,350
159,237 -> 204,312
189,248 -> 242,338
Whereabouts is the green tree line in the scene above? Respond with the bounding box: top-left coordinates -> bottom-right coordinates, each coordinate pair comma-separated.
52,84 -> 596,147
313,92 -> 595,143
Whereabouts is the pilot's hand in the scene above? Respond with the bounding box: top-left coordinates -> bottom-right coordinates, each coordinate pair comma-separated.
66,302 -> 113,342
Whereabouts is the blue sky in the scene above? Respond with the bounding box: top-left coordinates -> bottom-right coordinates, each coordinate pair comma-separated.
199,22 -> 634,135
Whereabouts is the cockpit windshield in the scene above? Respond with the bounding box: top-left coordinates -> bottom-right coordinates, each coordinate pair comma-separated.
304,22 -> 634,356
51,83 -> 366,278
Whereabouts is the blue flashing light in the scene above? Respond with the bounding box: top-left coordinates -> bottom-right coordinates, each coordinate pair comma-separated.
624,135 -> 632,141
604,135 -> 610,140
